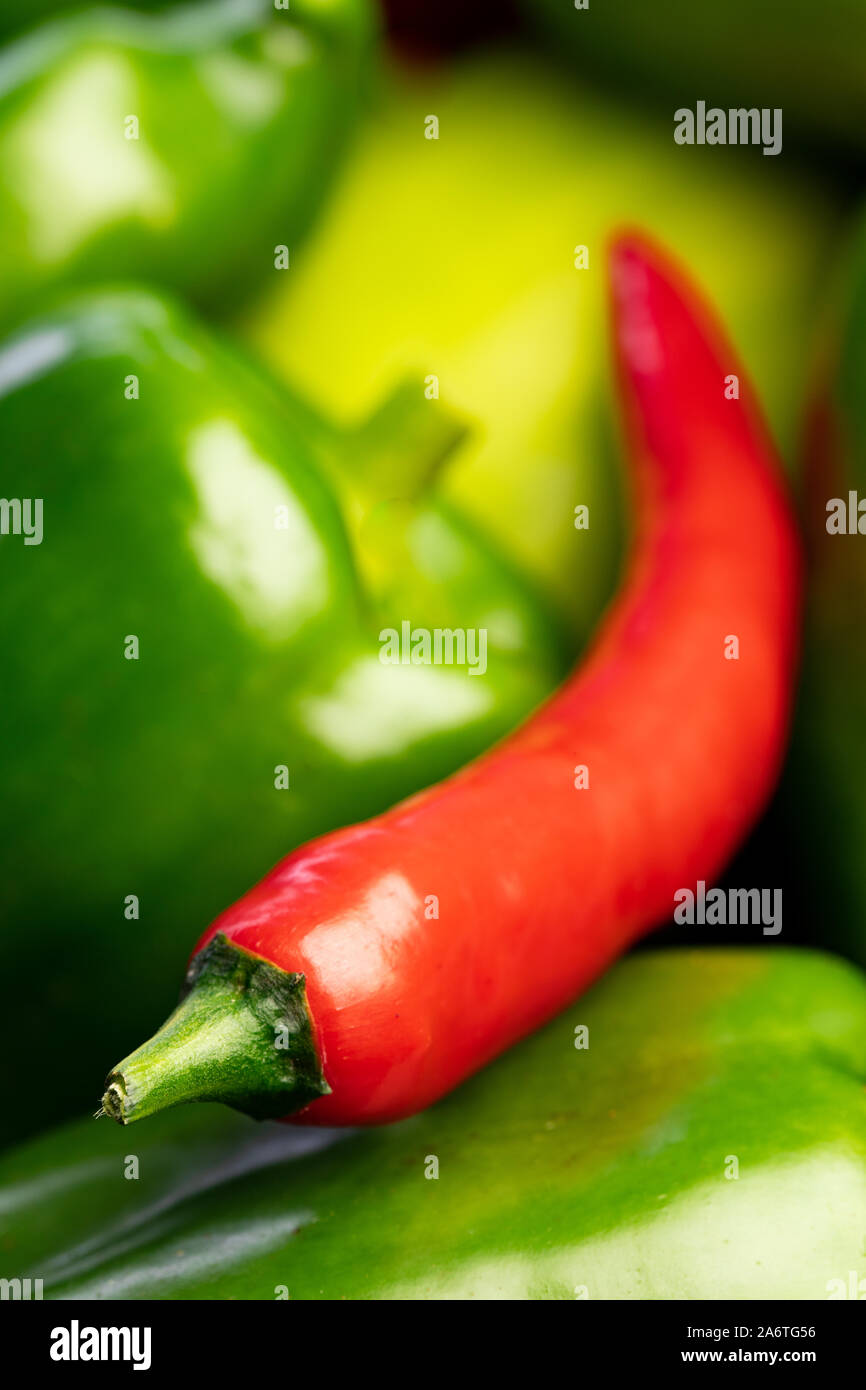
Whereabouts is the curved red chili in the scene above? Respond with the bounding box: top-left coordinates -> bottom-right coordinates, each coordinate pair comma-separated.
103,233 -> 801,1128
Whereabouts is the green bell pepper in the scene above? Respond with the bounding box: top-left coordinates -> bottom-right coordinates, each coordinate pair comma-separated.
0,0 -> 375,322
0,286 -> 565,1143
0,1 -> 172,43
788,216 -> 866,966
241,49 -> 841,637
1,949 -> 863,1298
520,0 -> 866,160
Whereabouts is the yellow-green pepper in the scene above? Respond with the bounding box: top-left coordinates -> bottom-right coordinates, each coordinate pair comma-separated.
242,49 -> 841,637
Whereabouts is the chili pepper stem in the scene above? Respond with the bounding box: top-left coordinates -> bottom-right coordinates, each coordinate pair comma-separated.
101,934 -> 329,1125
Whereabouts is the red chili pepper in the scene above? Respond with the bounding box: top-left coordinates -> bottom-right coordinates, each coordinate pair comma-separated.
103,233 -> 801,1129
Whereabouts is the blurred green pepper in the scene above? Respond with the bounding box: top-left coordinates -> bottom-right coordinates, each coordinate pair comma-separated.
1,949 -> 863,1298
0,1 -> 173,41
0,286 -> 565,1143
520,0 -> 866,161
788,217 -> 866,965
242,50 -> 840,638
0,0 -> 375,321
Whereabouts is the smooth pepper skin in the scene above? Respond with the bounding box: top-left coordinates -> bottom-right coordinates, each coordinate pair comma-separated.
0,1 -> 172,42
0,0 -> 374,322
244,49 -> 838,638
790,217 -> 866,965
0,287 -> 565,1141
112,235 -> 801,1129
3,950 -> 866,1299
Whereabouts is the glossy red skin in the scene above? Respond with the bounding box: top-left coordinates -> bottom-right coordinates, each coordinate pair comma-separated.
197,235 -> 802,1125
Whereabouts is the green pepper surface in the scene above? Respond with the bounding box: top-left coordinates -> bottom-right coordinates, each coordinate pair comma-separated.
242,49 -> 841,639
0,287 -> 566,1143
0,0 -> 374,323
1,949 -> 864,1299
788,217 -> 866,966
0,1 -> 172,42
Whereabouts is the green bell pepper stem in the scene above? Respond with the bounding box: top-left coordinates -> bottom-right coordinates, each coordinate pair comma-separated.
342,379 -> 470,506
